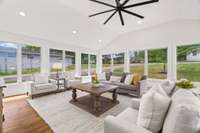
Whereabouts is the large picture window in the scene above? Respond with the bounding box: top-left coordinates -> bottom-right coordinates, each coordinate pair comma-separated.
81,53 -> 89,76
177,44 -> 200,82
49,49 -> 63,73
65,51 -> 75,72
129,50 -> 145,75
102,54 -> 111,73
0,42 -> 17,83
148,48 -> 167,79
113,53 -> 124,76
22,45 -> 41,82
90,55 -> 96,74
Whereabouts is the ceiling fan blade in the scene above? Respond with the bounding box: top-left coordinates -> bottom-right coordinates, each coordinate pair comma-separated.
90,0 -> 116,8
122,0 -> 130,6
89,9 -> 116,17
104,11 -> 117,24
118,11 -> 125,25
122,9 -> 144,19
123,0 -> 159,9
115,0 -> 120,6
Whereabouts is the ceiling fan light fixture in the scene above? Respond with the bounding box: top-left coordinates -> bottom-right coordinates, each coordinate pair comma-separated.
137,20 -> 142,24
19,12 -> 26,17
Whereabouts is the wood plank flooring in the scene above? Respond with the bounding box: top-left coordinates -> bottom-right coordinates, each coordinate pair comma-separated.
3,95 -> 53,133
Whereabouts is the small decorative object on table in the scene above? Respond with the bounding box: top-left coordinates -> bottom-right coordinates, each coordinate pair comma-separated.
92,72 -> 100,88
176,79 -> 194,89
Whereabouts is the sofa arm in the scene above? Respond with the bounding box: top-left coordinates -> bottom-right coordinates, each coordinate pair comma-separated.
104,116 -> 152,133
49,79 -> 57,86
130,98 -> 141,110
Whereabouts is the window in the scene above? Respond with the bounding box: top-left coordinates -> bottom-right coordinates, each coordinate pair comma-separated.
102,54 -> 111,73
22,45 -> 41,82
81,53 -> 89,76
65,51 -> 75,72
148,48 -> 167,79
129,50 -> 145,75
177,44 -> 200,82
0,42 -> 17,84
49,49 -> 63,75
90,54 -> 96,74
113,53 -> 124,76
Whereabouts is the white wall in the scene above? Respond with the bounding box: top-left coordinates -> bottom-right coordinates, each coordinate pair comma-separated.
101,19 -> 200,53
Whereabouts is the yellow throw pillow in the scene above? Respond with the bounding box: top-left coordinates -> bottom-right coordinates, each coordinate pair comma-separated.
132,73 -> 140,86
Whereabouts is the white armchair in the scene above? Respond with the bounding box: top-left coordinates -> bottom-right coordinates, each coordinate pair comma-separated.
30,74 -> 57,98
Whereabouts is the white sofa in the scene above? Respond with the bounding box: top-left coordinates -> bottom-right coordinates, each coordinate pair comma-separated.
30,74 -> 57,98
104,89 -> 200,133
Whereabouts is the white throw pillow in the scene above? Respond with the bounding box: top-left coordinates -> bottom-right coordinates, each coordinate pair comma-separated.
161,80 -> 176,96
110,76 -> 121,82
124,74 -> 133,85
151,84 -> 168,96
34,74 -> 49,84
137,88 -> 171,133
98,72 -> 106,81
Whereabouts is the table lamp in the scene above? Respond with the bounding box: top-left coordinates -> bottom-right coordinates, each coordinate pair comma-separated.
52,63 -> 62,78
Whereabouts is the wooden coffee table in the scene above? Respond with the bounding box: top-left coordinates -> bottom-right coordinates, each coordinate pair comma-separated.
70,83 -> 119,116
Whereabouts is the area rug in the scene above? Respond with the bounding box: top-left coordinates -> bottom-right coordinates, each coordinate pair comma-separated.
28,91 -> 132,133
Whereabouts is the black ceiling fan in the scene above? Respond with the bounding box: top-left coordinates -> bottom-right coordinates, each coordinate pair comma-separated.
89,0 -> 159,26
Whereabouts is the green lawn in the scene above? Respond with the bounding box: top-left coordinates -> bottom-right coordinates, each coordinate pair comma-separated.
22,68 -> 40,74
1,63 -> 200,82
177,63 -> 200,82
130,64 -> 144,75
148,63 -> 167,79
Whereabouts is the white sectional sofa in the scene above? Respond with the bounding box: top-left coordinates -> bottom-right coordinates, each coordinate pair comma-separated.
104,89 -> 200,133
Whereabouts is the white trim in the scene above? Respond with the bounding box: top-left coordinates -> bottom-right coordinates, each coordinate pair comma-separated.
62,50 -> 66,72
17,44 -> 22,83
144,49 -> 148,76
124,49 -> 130,73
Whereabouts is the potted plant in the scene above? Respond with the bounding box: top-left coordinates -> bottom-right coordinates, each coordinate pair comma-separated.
176,79 -> 194,89
92,72 -> 100,88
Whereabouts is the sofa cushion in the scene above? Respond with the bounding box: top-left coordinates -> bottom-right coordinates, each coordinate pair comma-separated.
117,107 -> 138,124
34,74 -> 49,84
137,88 -> 171,133
162,89 -> 200,133
161,80 -> 176,96
124,74 -> 133,85
34,83 -> 54,90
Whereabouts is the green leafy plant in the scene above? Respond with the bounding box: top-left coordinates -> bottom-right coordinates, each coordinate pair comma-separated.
176,79 -> 194,89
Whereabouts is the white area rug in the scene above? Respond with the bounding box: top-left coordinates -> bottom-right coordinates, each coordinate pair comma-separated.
28,91 -> 132,133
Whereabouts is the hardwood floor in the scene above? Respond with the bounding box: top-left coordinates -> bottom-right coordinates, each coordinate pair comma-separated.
3,95 -> 53,133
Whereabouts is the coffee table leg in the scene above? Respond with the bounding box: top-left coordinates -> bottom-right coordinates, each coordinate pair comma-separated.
94,96 -> 100,112
72,89 -> 77,102
112,89 -> 117,103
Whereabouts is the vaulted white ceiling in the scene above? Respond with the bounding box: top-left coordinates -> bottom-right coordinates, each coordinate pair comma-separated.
0,0 -> 199,50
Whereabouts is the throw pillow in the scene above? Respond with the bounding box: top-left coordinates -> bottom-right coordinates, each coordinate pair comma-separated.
151,84 -> 168,96
161,80 -> 176,96
110,76 -> 121,82
124,74 -> 133,85
34,74 -> 49,84
132,73 -> 140,86
137,88 -> 171,133
98,72 -> 106,81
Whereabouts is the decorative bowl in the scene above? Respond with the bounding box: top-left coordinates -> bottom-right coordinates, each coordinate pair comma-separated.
92,83 -> 100,88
